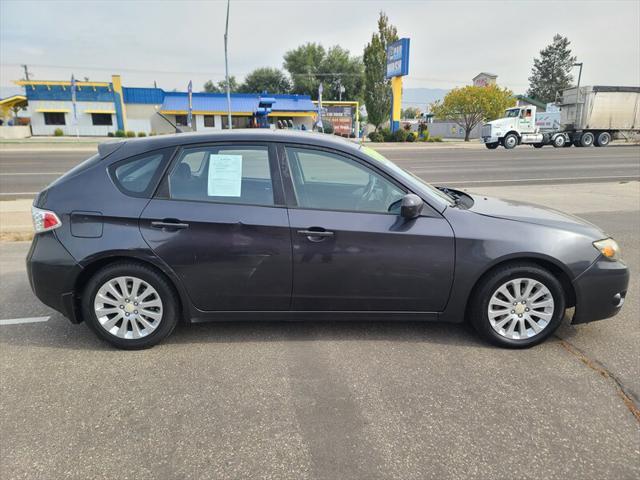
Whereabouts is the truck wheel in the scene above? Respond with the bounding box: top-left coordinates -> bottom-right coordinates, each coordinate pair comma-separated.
580,132 -> 595,147
503,133 -> 518,149
485,142 -> 499,150
552,135 -> 566,148
595,131 -> 611,147
533,144 -> 543,148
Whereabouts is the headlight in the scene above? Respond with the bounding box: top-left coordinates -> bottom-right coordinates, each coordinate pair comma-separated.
593,238 -> 621,261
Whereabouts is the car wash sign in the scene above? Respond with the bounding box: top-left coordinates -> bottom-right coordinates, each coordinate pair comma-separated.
386,38 -> 410,78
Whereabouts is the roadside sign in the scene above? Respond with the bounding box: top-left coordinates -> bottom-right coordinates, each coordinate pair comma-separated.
386,38 -> 410,78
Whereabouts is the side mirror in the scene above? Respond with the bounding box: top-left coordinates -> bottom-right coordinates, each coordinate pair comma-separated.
400,193 -> 424,219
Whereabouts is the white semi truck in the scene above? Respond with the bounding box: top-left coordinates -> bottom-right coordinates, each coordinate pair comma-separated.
481,86 -> 640,149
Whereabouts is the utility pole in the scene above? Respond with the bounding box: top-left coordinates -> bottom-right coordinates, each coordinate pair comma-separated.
21,64 -> 32,81
224,0 -> 232,129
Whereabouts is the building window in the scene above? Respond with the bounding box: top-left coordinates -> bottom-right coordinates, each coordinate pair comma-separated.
91,113 -> 113,126
221,116 -> 251,129
175,115 -> 188,126
43,112 -> 66,125
204,115 -> 215,127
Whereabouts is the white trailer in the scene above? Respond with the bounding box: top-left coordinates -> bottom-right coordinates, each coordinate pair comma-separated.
481,86 -> 640,149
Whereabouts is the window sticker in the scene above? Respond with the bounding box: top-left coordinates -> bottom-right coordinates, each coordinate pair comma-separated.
207,154 -> 243,197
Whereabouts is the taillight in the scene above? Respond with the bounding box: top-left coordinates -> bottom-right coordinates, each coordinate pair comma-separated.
31,206 -> 62,233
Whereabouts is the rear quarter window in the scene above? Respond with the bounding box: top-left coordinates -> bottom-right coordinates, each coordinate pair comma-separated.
110,148 -> 173,198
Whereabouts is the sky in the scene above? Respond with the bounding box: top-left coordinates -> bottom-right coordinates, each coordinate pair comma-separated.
1,0 -> 639,98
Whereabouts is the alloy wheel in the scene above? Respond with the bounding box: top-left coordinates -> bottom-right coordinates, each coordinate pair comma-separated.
487,278 -> 554,340
93,276 -> 163,339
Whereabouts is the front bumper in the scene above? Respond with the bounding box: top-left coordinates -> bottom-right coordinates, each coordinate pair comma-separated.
482,136 -> 499,144
571,257 -> 629,324
26,232 -> 83,323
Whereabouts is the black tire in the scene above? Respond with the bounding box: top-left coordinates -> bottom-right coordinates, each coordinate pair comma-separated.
580,132 -> 595,147
485,142 -> 499,150
594,131 -> 611,147
81,262 -> 179,349
468,263 -> 566,348
533,143 -> 543,148
503,133 -> 518,149
552,135 -> 566,148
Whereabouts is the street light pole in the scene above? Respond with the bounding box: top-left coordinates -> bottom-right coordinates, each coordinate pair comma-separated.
224,0 -> 232,129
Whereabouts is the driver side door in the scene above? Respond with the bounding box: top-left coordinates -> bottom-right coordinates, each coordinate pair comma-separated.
282,145 -> 455,312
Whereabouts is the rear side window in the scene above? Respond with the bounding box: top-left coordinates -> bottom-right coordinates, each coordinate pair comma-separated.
111,149 -> 171,197
167,145 -> 275,206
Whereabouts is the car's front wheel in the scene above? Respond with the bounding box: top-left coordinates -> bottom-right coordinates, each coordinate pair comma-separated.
469,263 -> 566,348
82,262 -> 179,349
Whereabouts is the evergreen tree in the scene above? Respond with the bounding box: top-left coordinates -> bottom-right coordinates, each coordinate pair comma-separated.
363,12 -> 398,130
527,34 -> 577,104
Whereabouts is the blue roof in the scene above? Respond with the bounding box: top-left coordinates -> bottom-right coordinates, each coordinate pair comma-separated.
123,87 -> 165,104
24,84 -> 114,102
160,92 -> 315,113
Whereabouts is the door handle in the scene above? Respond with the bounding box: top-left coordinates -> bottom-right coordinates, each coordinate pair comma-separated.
151,219 -> 190,230
297,228 -> 334,241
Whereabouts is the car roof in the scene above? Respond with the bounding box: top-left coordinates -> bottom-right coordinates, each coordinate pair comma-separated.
99,129 -> 362,159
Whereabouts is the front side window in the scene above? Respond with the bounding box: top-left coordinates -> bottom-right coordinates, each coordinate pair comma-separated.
44,112 -> 66,125
91,113 -> 113,126
285,147 -> 405,214
113,151 -> 167,196
168,145 -> 274,206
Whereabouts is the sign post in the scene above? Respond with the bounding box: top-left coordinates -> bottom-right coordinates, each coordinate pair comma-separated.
386,38 -> 410,133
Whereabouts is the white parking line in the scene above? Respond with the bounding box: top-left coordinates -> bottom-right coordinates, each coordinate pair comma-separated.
0,316 -> 50,326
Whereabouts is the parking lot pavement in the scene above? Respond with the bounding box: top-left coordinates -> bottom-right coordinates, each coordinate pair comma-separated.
1,187 -> 639,479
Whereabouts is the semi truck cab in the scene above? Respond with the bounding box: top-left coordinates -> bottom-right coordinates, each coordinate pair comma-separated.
482,105 -> 565,150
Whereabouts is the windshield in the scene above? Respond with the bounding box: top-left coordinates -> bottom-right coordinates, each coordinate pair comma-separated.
360,146 -> 455,206
505,108 -> 520,118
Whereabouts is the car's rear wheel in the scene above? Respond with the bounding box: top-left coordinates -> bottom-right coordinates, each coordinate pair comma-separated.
82,262 -> 179,349
469,263 -> 566,348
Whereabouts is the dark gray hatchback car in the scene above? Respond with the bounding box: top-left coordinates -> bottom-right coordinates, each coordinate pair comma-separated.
27,130 -> 628,349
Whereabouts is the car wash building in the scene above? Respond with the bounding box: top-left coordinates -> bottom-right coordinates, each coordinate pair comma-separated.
17,75 -> 318,136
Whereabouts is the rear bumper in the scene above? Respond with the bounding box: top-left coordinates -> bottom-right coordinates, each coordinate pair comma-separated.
571,257 -> 629,324
26,232 -> 83,323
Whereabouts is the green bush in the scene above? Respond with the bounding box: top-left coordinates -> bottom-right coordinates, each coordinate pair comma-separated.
380,128 -> 392,142
115,129 -> 125,137
137,132 -> 147,137
428,135 -> 443,142
419,130 -> 430,141
406,131 -> 418,142
107,131 -> 115,137
149,132 -> 157,136
367,131 -> 384,142
53,128 -> 64,137
392,128 -> 408,142
125,130 -> 136,138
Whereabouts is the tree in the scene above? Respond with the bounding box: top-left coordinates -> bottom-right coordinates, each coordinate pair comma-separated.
239,67 -> 291,94
283,43 -> 363,100
430,85 -> 514,141
203,76 -> 239,93
320,46 -> 364,101
363,12 -> 398,130
401,107 -> 421,119
527,34 -> 577,104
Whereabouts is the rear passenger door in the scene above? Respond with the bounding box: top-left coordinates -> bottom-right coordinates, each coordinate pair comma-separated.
139,143 -> 292,312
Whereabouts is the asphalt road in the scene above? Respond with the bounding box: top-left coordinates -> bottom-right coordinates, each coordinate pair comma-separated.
1,180 -> 639,478
0,144 -> 638,199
